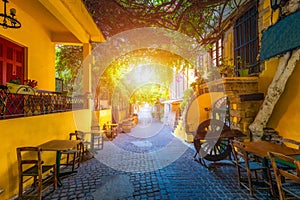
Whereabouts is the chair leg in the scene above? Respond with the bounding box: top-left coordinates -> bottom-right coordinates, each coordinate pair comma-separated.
53,164 -> 57,190
267,167 -> 275,196
66,153 -> 70,166
77,154 -> 80,169
33,176 -> 37,187
18,176 -> 23,200
247,170 -> 254,197
38,175 -> 42,200
71,153 -> 75,171
236,166 -> 242,186
80,143 -> 85,161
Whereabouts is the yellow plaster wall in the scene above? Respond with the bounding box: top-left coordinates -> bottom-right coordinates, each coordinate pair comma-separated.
267,61 -> 300,141
258,59 -> 279,93
197,92 -> 225,123
0,2 -> 56,91
94,109 -> 112,128
257,0 -> 300,141
185,92 -> 224,133
0,110 -> 91,199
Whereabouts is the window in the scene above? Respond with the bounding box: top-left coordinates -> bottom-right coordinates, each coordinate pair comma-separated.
234,3 -> 258,74
0,37 -> 25,85
210,38 -> 223,68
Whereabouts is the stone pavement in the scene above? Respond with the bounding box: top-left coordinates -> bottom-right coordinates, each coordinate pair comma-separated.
43,120 -> 273,200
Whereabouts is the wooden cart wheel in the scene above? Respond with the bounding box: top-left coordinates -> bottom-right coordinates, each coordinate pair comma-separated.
193,119 -> 231,161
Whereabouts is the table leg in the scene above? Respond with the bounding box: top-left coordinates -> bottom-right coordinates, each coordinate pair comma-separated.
56,151 -> 62,187
91,133 -> 95,156
56,150 -> 78,187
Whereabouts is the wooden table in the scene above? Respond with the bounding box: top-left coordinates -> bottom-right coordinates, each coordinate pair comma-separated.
243,141 -> 300,196
39,140 -> 81,186
244,141 -> 300,158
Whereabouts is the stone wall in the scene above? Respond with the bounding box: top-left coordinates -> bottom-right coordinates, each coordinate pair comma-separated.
224,78 -> 262,136
196,77 -> 262,137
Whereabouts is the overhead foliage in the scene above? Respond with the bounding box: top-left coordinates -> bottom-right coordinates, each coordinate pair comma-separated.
101,49 -> 189,83
83,0 -> 244,44
56,0 -> 245,96
55,45 -> 83,93
129,84 -> 169,105
98,48 -> 189,102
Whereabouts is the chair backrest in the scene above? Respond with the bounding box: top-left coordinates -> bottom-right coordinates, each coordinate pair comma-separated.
268,151 -> 300,183
69,132 -> 80,140
268,151 -> 300,200
16,147 -> 42,174
75,130 -> 86,142
230,139 -> 249,164
295,160 -> 300,177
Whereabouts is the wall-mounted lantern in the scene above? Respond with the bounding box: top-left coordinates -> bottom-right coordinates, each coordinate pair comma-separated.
0,0 -> 21,29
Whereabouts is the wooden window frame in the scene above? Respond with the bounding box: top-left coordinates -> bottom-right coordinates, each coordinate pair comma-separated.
210,37 -> 223,68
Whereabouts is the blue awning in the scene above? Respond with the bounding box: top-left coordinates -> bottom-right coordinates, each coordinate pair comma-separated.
260,10 -> 300,61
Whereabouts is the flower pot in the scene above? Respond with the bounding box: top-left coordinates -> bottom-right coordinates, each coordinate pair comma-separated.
239,69 -> 249,77
6,82 -> 35,95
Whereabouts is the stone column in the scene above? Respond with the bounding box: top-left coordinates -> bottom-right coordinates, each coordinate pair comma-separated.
82,43 -> 100,128
82,43 -> 92,109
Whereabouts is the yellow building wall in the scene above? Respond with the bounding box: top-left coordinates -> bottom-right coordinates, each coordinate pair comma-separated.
197,92 -> 225,123
95,109 -> 112,128
257,0 -> 300,141
185,92 -> 224,134
266,61 -> 300,141
0,2 -> 56,91
0,110 -> 91,199
258,59 -> 279,93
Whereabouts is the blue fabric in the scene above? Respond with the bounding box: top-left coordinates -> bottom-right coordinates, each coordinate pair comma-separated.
260,10 -> 300,61
239,161 -> 266,170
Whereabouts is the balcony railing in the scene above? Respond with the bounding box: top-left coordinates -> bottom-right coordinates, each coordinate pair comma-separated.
0,86 -> 85,119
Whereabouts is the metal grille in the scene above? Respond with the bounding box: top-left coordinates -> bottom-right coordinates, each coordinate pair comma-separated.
0,86 -> 84,119
234,3 -> 259,74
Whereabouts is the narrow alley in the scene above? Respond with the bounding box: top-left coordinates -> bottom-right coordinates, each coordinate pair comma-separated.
43,119 -> 270,200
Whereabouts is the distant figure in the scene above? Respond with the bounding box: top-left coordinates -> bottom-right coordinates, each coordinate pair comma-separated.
102,123 -> 107,131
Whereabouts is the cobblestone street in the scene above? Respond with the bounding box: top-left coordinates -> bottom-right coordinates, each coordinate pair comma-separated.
44,120 -> 271,200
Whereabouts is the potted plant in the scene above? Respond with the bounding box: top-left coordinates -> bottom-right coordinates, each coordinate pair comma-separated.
24,79 -> 38,88
6,78 -> 37,94
217,57 -> 236,77
239,68 -> 249,77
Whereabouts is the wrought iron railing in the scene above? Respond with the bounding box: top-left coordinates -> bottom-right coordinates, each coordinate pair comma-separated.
0,86 -> 85,119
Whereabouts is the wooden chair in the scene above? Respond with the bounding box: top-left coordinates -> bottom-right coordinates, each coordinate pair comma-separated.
268,151 -> 300,200
91,125 -> 103,150
16,146 -> 57,200
61,132 -> 82,171
230,139 -> 273,197
75,130 -> 92,158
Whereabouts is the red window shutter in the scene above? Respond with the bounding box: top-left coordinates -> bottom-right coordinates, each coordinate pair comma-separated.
0,37 -> 24,85
6,63 -> 13,81
0,61 -> 2,84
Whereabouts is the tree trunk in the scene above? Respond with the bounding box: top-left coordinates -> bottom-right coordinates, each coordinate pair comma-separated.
249,49 -> 300,141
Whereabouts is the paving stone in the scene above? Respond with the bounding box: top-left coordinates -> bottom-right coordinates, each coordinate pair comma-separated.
42,120 -> 272,200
